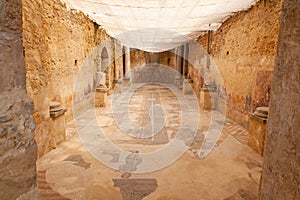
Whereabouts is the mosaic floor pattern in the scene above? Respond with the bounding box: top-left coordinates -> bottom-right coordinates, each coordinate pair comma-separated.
37,84 -> 262,200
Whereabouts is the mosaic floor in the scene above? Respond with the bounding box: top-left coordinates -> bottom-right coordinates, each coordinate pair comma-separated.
37,84 -> 262,200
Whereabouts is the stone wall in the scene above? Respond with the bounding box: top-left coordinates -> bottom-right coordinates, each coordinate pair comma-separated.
0,0 -> 38,199
130,48 -> 177,69
259,0 -> 300,199
160,50 -> 176,69
130,48 -> 147,68
195,0 -> 283,128
22,0 -> 120,157
130,49 -> 179,87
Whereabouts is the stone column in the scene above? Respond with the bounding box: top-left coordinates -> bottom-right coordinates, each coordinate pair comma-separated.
114,40 -> 122,81
95,86 -> 108,107
176,46 -> 184,74
49,102 -> 67,144
248,107 -> 269,156
0,0 -> 38,199
124,46 -> 130,76
199,85 -> 217,110
183,43 -> 189,78
183,79 -> 193,94
175,46 -> 184,88
123,46 -> 131,85
259,0 -> 300,199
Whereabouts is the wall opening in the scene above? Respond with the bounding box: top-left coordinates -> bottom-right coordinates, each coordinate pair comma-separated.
122,46 -> 126,75
101,47 -> 109,72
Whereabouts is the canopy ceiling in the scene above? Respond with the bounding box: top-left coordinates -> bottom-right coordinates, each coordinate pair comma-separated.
62,0 -> 258,52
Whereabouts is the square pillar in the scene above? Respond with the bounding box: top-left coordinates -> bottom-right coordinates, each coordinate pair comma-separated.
49,102 -> 67,146
95,86 -> 108,107
248,107 -> 269,156
114,79 -> 123,94
200,85 -> 217,110
183,79 -> 193,94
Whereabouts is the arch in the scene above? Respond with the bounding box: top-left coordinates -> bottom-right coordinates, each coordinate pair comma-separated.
100,47 -> 111,89
101,47 -> 109,72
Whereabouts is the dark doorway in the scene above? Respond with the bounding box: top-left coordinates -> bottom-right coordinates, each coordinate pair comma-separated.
122,47 -> 126,76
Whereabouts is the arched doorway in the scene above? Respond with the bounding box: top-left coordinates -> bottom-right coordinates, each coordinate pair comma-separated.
101,47 -> 110,89
101,47 -> 109,72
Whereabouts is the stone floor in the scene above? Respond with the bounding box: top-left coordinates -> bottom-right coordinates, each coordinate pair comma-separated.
37,84 -> 262,200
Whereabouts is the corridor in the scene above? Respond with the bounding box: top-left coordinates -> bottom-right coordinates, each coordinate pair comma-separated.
37,84 -> 262,200
1,0 -> 299,199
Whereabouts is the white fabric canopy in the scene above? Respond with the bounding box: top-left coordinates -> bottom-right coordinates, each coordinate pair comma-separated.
62,0 -> 258,52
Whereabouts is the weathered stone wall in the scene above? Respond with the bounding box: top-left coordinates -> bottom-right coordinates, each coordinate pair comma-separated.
130,48 -> 177,69
0,0 -> 38,199
160,50 -> 176,69
130,48 -> 147,68
130,48 -> 180,88
22,0 -> 119,157
259,0 -> 300,199
196,0 -> 283,128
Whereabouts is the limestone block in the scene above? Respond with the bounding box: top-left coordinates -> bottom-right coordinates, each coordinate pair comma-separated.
248,114 -> 267,156
175,76 -> 183,88
183,79 -> 193,94
96,72 -> 106,86
123,76 -> 131,87
200,87 -> 217,110
95,87 -> 108,107
49,114 -> 66,145
49,102 -> 67,146
114,80 -> 123,94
